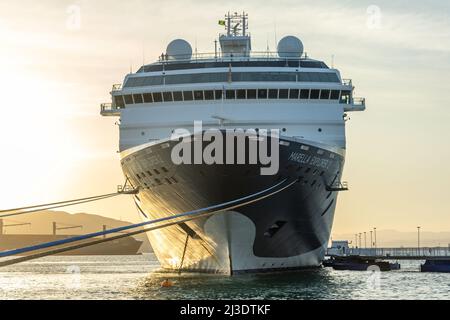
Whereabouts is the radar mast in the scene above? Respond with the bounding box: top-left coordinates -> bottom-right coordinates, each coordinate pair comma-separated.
219,11 -> 251,57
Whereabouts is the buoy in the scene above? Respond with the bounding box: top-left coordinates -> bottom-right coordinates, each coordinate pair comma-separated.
161,279 -> 173,288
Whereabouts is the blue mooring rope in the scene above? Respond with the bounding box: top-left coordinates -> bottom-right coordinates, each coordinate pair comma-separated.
0,178 -> 293,258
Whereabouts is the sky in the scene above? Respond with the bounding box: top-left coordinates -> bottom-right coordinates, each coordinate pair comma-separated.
0,0 -> 449,237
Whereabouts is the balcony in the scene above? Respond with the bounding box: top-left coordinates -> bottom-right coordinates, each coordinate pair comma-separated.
100,103 -> 121,116
342,79 -> 353,87
344,97 -> 366,112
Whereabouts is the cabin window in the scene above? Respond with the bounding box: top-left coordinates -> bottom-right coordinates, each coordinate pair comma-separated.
114,95 -> 125,108
247,89 -> 256,99
204,90 -> 214,100
143,93 -> 153,103
152,92 -> 162,102
183,91 -> 193,101
279,89 -> 289,99
124,94 -> 133,104
268,89 -> 278,99
330,90 -> 340,100
257,89 -> 268,99
236,89 -> 246,99
300,89 -> 310,99
226,90 -> 235,99
310,89 -> 320,99
194,90 -> 204,100
289,89 -> 299,99
162,92 -> 173,102
173,91 -> 183,101
320,89 -> 330,99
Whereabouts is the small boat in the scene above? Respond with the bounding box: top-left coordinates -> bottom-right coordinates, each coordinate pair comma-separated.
420,260 -> 450,273
389,262 -> 401,270
326,256 -> 393,271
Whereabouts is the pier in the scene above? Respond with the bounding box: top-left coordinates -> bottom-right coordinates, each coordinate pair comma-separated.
326,247 -> 450,260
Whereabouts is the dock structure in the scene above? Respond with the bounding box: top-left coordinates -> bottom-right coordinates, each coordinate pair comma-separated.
326,247 -> 450,260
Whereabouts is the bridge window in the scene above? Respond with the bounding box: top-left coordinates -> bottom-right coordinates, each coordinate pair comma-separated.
114,95 -> 125,108
194,90 -> 204,100
153,92 -> 162,102
247,89 -> 256,99
204,90 -> 214,100
226,90 -> 235,99
124,94 -> 133,104
132,94 -> 143,104
173,91 -> 183,101
320,89 -> 330,99
258,89 -> 268,99
268,89 -> 278,99
279,89 -> 289,99
330,90 -> 340,100
163,92 -> 173,102
289,89 -> 299,99
143,93 -> 153,103
124,72 -> 340,88
214,90 -> 223,100
237,89 -> 246,99
300,89 -> 310,99
118,88 -> 342,105
183,91 -> 193,101
310,89 -> 320,99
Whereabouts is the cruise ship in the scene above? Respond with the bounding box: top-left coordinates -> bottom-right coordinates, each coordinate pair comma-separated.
100,12 -> 365,274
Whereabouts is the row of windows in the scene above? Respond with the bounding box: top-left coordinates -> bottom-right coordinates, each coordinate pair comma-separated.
114,89 -> 352,107
137,60 -> 329,73
123,72 -> 340,88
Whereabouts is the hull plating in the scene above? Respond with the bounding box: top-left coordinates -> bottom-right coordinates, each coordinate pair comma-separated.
121,133 -> 344,273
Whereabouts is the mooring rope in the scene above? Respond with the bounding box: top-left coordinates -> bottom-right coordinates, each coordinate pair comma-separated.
0,189 -> 138,218
0,178 -> 297,262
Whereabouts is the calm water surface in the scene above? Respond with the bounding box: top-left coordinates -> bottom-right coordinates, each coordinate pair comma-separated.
0,254 -> 449,300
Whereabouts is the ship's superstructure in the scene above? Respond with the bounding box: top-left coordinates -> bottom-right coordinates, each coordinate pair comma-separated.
101,12 -> 365,274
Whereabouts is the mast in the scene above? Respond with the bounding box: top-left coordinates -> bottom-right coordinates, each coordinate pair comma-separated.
219,12 -> 251,57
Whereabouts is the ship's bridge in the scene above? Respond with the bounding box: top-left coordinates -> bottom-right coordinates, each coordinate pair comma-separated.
101,12 -> 365,116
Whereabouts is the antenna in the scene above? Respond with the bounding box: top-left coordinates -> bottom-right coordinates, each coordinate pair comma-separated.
142,42 -> 145,68
331,54 -> 335,68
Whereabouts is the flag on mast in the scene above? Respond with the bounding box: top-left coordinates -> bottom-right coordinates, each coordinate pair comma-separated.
218,20 -> 226,26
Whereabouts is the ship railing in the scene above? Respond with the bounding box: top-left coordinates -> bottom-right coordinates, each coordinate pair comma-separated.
353,97 -> 365,106
112,84 -> 122,91
347,247 -> 450,258
342,79 -> 352,87
157,51 -> 310,62
100,103 -> 120,116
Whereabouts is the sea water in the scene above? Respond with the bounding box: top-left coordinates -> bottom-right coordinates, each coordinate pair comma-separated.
0,254 -> 449,300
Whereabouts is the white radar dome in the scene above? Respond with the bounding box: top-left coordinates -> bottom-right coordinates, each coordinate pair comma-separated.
166,39 -> 192,60
277,36 -> 304,58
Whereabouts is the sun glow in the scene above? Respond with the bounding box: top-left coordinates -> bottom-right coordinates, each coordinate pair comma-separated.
0,66 -> 85,209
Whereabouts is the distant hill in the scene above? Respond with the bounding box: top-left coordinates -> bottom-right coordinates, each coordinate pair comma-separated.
332,230 -> 450,248
0,211 -> 153,253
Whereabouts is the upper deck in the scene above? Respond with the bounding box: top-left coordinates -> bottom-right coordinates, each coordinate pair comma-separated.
100,12 -> 365,116
137,52 -> 328,73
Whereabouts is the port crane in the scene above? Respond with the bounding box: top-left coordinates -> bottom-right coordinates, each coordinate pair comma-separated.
0,219 -> 31,235
52,222 -> 83,235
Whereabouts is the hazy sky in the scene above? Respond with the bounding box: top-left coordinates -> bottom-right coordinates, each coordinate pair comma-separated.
1,0 -> 449,236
